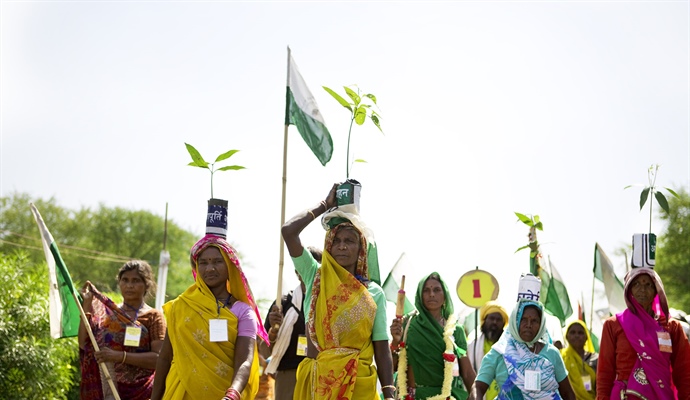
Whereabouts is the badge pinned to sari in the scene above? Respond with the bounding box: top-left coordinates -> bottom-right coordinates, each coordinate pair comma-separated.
80,288 -> 156,400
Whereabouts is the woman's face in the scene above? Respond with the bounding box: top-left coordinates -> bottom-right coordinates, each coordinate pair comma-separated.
518,306 -> 542,343
197,246 -> 229,290
566,323 -> 587,350
630,274 -> 657,311
422,278 -> 445,314
119,269 -> 147,304
330,228 -> 361,270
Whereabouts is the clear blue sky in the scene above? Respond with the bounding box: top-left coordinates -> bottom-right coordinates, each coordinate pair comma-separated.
2,1 -> 689,337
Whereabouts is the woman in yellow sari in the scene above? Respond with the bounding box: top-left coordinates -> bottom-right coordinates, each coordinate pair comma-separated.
282,182 -> 396,400
561,320 -> 597,400
151,234 -> 269,400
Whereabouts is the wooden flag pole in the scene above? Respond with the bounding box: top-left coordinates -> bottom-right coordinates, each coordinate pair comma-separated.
275,46 -> 292,319
73,290 -> 121,400
395,275 -> 406,318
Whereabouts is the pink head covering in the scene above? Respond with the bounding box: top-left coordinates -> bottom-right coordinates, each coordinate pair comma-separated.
190,234 -> 269,344
623,267 -> 669,319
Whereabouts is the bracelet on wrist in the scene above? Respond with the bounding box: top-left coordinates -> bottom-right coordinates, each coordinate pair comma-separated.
224,388 -> 240,400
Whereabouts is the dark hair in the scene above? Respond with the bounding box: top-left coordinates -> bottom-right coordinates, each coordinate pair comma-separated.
117,260 -> 156,300
307,246 -> 323,263
425,272 -> 442,285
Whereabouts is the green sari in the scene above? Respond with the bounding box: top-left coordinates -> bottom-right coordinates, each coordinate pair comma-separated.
405,272 -> 469,400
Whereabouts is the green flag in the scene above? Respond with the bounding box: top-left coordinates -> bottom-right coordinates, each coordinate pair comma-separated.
285,51 -> 333,166
593,243 -> 626,314
534,255 -> 573,328
30,203 -> 82,338
381,253 -> 415,315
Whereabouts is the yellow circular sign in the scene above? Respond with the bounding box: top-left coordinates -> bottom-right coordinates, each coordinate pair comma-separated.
456,269 -> 499,308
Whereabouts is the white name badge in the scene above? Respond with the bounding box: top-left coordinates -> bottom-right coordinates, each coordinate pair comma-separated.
452,359 -> 460,377
296,335 -> 307,356
658,331 -> 672,353
582,374 -> 592,391
209,319 -> 228,342
524,370 -> 541,391
124,326 -> 142,347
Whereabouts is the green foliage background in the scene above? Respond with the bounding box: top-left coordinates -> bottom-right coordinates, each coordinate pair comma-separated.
0,192 -> 199,299
0,253 -> 79,399
656,188 -> 690,312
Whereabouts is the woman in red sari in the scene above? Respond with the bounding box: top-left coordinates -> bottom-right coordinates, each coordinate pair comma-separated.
596,267 -> 690,399
79,260 -> 166,400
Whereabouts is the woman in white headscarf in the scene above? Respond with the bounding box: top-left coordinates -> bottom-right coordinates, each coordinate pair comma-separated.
468,300 -> 575,399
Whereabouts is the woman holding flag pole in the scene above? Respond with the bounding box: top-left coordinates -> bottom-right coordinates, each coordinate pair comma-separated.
390,272 -> 476,400
78,260 -> 166,400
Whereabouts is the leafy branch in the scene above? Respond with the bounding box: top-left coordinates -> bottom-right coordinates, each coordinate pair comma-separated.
323,85 -> 383,179
185,143 -> 245,199
624,164 -> 679,233
514,212 -> 543,258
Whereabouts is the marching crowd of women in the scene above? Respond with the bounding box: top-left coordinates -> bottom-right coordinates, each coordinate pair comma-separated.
78,182 -> 690,400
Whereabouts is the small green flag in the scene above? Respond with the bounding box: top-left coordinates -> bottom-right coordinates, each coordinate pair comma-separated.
534,255 -> 573,328
30,204 -> 82,338
381,253 -> 415,315
285,52 -> 333,166
593,243 -> 626,314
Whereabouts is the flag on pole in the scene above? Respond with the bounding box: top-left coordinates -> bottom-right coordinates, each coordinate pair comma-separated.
285,51 -> 333,166
30,203 -> 82,338
534,255 -> 573,328
381,253 -> 415,315
593,243 -> 626,314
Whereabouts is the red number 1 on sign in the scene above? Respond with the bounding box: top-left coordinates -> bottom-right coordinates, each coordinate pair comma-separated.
473,279 -> 481,298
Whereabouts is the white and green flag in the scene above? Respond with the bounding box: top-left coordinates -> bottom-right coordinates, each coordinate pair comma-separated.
593,243 -> 626,314
285,52 -> 333,166
381,253 -> 415,315
30,203 -> 82,338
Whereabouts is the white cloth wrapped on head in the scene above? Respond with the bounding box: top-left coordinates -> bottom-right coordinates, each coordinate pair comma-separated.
321,203 -> 376,245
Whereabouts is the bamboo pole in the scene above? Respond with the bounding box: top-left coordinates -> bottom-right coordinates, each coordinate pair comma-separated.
275,46 -> 292,318
74,290 -> 121,400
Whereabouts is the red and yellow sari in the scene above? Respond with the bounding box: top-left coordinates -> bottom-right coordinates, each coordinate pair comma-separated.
294,250 -> 379,400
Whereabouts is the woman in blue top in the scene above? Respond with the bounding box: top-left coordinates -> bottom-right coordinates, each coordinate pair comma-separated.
468,300 -> 575,400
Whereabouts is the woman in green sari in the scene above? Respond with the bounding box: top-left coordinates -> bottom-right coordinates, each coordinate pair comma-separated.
390,272 -> 476,399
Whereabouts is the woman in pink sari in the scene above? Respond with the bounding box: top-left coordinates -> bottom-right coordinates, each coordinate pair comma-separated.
596,267 -> 690,399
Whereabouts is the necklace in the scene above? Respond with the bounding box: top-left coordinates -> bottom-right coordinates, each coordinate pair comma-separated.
398,314 -> 457,400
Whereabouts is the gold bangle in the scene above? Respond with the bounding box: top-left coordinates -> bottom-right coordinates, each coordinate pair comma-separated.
122,351 -> 127,363
307,210 -> 316,220
381,385 -> 396,391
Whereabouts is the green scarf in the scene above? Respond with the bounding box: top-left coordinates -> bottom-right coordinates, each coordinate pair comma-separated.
405,272 -> 468,400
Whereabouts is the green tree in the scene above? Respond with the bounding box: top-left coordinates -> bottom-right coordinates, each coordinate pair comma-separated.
0,192 -> 197,300
0,252 -> 80,399
657,188 -> 690,312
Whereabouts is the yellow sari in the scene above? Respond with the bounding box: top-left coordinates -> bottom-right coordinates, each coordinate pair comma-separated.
294,251 -> 379,400
561,321 -> 596,400
162,247 -> 260,400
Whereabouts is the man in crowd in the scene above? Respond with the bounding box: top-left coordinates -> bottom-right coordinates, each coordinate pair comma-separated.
467,301 -> 509,400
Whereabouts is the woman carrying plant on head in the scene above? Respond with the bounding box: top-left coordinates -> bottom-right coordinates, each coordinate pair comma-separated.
151,234 -> 268,400
561,320 -> 597,400
596,267 -> 690,399
389,272 -> 476,399
468,299 -> 576,400
79,260 -> 166,400
281,182 -> 395,400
